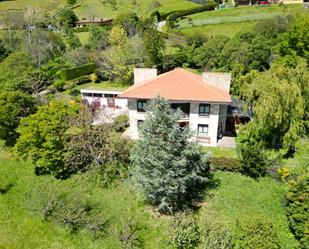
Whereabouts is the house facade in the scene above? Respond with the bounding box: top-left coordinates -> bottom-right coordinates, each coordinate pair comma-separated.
118,68 -> 231,147
81,89 -> 127,109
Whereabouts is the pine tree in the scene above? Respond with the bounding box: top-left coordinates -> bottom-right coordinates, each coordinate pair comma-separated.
131,97 -> 211,214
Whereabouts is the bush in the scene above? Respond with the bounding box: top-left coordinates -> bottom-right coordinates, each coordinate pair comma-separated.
235,215 -> 281,249
211,157 -> 241,172
59,63 -> 96,80
112,114 -> 129,132
74,26 -> 89,32
27,178 -> 108,236
239,141 -> 268,178
286,174 -> 309,249
202,221 -> 234,249
53,80 -> 66,91
169,214 -> 200,249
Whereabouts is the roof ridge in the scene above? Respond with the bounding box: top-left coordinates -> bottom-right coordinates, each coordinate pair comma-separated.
119,69 -> 177,97
176,68 -> 229,100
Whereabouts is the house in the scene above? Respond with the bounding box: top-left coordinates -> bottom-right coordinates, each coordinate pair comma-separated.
81,89 -> 127,109
118,68 -> 232,147
75,18 -> 113,28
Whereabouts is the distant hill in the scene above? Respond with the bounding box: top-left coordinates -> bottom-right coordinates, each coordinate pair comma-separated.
0,0 -> 199,19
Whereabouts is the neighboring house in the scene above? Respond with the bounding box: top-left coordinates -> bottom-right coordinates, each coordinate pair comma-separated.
81,89 -> 127,109
75,18 -> 113,27
118,68 -> 232,147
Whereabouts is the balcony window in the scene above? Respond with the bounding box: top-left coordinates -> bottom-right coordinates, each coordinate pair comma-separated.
137,100 -> 147,112
198,124 -> 208,135
171,103 -> 190,118
199,103 -> 210,116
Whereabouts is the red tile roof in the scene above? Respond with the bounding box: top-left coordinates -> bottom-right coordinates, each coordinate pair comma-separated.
118,68 -> 231,103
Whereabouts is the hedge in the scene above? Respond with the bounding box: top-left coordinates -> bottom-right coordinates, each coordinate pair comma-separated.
59,63 -> 96,81
167,3 -> 217,21
166,3 -> 217,27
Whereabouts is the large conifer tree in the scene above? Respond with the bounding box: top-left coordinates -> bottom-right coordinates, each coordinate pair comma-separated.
131,97 -> 211,214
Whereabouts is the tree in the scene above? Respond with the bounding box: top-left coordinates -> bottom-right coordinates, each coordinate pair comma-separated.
63,105 -> 123,175
24,28 -> 66,66
142,28 -> 165,67
0,39 -> 8,62
131,97 -> 211,213
0,51 -> 37,91
276,14 -> 309,66
113,12 -> 139,37
65,47 -> 90,66
66,30 -> 82,49
14,101 -> 78,178
88,25 -> 110,50
0,91 -> 37,146
109,25 -> 128,47
193,35 -> 229,70
240,62 -> 309,150
58,8 -> 78,28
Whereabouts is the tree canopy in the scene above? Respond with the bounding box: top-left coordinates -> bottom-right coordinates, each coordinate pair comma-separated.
131,97 -> 211,213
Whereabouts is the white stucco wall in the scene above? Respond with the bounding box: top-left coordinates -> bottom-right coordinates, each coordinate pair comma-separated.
127,100 -> 227,147
80,90 -> 128,109
189,103 -> 220,147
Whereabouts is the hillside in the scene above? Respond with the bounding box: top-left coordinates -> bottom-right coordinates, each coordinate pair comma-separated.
172,4 -> 303,37
0,0 -> 198,19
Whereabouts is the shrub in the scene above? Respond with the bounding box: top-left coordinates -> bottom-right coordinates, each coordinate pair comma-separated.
59,63 -> 96,80
169,214 -> 200,249
27,178 -> 108,236
119,217 -> 144,249
53,80 -> 66,91
286,174 -> 309,249
211,157 -> 241,172
239,141 -> 268,178
202,221 -> 234,249
235,215 -> 281,249
74,26 -> 89,32
112,114 -> 129,132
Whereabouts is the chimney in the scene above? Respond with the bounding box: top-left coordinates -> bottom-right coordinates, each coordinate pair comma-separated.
134,68 -> 157,85
202,72 -> 231,93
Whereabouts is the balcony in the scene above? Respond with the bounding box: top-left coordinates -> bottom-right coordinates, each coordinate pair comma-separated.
170,103 -> 190,119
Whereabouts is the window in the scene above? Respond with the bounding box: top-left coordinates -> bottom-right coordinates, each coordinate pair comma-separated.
104,94 -> 118,98
198,124 -> 208,135
93,93 -> 103,97
137,120 -> 144,130
199,104 -> 210,116
82,92 -> 93,97
137,100 -> 147,112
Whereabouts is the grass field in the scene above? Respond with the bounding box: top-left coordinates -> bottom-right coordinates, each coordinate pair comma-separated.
173,4 -> 304,38
0,0 -> 198,19
0,138 -> 303,248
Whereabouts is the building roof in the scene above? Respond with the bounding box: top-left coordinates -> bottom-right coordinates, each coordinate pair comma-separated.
118,68 -> 231,103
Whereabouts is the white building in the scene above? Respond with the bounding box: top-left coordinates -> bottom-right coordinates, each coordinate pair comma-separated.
81,89 -> 127,109
118,68 -> 232,147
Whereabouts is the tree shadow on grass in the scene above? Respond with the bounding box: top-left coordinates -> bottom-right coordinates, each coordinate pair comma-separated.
188,174 -> 221,213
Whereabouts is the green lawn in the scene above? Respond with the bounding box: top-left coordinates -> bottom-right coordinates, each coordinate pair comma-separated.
76,31 -> 89,45
173,4 -> 304,38
0,143 -> 300,248
0,0 -> 198,19
203,146 -> 238,158
200,172 -> 299,248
